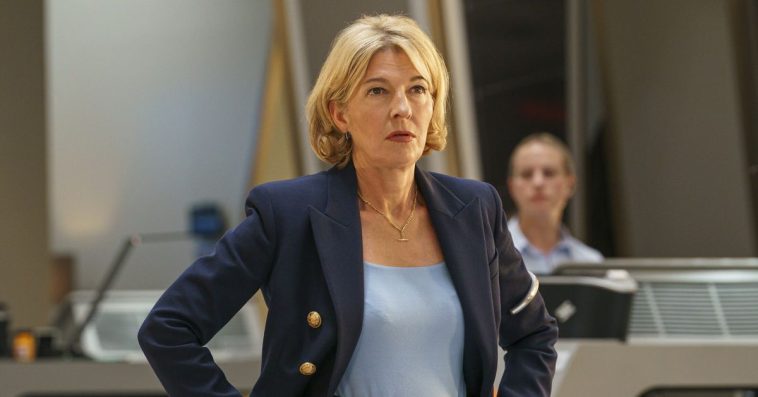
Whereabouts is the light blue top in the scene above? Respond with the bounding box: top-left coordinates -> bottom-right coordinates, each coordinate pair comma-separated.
508,217 -> 603,274
336,261 -> 466,397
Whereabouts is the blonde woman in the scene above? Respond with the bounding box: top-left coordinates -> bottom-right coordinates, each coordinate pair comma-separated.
139,15 -> 557,397
507,133 -> 603,274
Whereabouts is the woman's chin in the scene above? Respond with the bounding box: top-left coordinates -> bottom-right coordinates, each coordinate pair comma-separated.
354,152 -> 421,170
520,209 -> 554,221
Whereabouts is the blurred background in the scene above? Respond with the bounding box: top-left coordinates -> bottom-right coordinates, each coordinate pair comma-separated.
1,0 -> 757,396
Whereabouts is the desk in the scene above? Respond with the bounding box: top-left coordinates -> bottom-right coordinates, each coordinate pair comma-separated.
5,341 -> 758,397
552,340 -> 758,397
0,358 -> 259,396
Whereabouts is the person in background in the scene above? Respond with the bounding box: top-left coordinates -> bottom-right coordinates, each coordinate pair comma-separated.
507,132 -> 603,274
139,14 -> 557,397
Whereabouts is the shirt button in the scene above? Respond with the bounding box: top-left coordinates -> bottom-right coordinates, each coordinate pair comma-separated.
307,311 -> 322,328
299,361 -> 317,376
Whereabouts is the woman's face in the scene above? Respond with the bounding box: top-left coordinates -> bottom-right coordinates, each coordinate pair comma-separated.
508,142 -> 576,221
330,48 -> 433,170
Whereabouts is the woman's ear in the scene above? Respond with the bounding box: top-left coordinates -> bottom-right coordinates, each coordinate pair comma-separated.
329,101 -> 349,133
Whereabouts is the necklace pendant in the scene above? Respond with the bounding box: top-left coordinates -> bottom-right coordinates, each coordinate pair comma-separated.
397,238 -> 409,242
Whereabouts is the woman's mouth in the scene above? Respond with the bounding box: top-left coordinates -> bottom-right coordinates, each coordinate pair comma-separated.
386,131 -> 416,142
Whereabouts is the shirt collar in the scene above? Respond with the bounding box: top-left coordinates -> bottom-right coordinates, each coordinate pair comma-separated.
507,216 -> 574,255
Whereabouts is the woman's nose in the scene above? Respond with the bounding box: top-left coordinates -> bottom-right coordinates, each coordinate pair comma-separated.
392,93 -> 412,119
531,171 -> 545,186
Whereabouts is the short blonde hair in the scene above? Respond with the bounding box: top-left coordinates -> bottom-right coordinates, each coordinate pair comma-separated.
508,132 -> 576,176
306,14 -> 449,167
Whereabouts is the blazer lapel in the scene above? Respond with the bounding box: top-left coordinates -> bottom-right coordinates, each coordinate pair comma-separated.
308,163 -> 364,395
416,167 -> 496,393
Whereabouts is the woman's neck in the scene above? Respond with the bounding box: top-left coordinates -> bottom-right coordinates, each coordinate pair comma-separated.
518,215 -> 563,254
354,163 -> 416,218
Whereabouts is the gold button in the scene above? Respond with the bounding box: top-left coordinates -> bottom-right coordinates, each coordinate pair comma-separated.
307,311 -> 322,328
299,361 -> 316,376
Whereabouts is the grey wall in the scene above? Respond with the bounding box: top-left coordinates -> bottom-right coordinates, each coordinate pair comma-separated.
46,0 -> 273,290
0,0 -> 52,327
598,0 -> 756,256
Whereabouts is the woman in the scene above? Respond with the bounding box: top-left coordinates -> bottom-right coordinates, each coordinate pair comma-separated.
507,132 -> 603,274
139,14 -> 557,397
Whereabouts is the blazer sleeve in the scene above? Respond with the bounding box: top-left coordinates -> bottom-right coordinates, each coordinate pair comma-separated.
138,186 -> 277,397
489,185 -> 559,397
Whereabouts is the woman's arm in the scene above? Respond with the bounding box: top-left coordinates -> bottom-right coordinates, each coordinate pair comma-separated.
138,186 -> 277,396
488,185 -> 558,397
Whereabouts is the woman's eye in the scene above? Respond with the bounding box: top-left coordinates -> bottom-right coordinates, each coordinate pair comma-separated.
411,85 -> 427,94
519,170 -> 533,179
367,87 -> 385,95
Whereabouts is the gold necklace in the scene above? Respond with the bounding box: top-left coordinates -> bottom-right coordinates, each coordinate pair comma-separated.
357,186 -> 418,242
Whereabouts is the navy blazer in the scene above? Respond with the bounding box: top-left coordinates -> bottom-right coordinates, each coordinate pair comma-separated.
138,162 -> 558,397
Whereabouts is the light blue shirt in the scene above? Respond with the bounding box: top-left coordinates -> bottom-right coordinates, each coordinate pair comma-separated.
336,261 -> 466,397
507,217 -> 603,274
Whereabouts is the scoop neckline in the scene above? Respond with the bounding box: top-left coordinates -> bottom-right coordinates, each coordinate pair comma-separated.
363,260 -> 445,269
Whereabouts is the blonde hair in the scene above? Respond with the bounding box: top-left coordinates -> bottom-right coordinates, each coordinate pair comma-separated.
306,14 -> 449,167
508,132 -> 576,176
